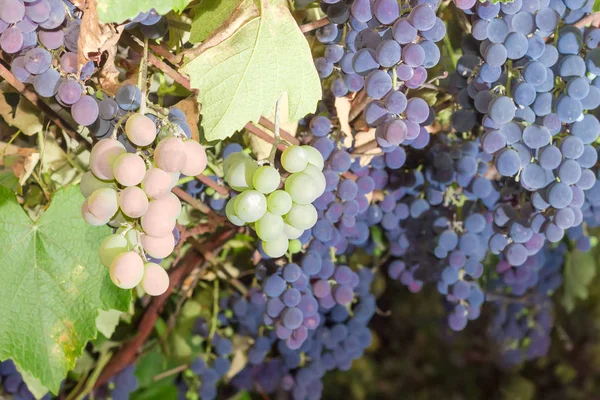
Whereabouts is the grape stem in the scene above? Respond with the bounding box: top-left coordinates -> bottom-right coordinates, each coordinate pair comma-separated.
268,94 -> 283,165
206,277 -> 220,355
138,37 -> 149,115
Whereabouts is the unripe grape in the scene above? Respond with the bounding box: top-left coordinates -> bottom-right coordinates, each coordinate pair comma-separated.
80,171 -> 115,198
288,239 -> 302,254
267,190 -> 292,215
87,187 -> 119,220
141,263 -> 169,296
281,146 -> 308,173
81,199 -> 109,226
255,212 -> 284,242
283,223 -> 303,239
285,203 -> 318,230
110,251 -> 145,289
301,145 -> 325,170
223,152 -> 249,175
225,156 -> 258,192
98,234 -> 129,267
262,236 -> 289,258
151,192 -> 181,218
141,200 -> 176,236
125,114 -> 157,146
90,139 -> 126,180
234,190 -> 267,223
113,153 -> 146,186
302,164 -> 326,200
119,186 -> 149,218
225,198 -> 245,226
155,137 -> 186,172
252,165 -> 280,194
141,233 -> 175,258
117,226 -> 140,248
142,168 -> 172,199
285,173 -> 318,205
180,140 -> 208,176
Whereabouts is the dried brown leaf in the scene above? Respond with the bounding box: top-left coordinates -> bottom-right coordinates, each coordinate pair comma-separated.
173,97 -> 200,141
0,142 -> 40,185
78,0 -> 124,95
334,96 -> 353,148
353,129 -> 380,166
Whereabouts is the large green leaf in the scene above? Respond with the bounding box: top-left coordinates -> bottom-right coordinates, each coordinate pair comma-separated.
0,185 -> 131,393
97,0 -> 193,23
182,0 -> 321,141
562,249 -> 597,312
189,0 -> 242,44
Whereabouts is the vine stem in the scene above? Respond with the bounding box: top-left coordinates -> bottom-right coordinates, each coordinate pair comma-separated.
268,95 -> 283,165
139,37 -> 149,115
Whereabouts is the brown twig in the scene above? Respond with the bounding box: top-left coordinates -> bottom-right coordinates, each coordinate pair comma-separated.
244,123 -> 288,152
93,229 -> 237,389
258,116 -> 299,145
574,11 -> 600,28
351,139 -> 378,156
131,31 -> 179,65
196,174 -> 229,196
0,61 -> 89,149
299,17 -> 330,33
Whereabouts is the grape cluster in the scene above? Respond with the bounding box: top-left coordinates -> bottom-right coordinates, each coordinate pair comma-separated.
223,145 -> 326,258
315,0 -> 443,150
3,0 -> 99,125
93,364 -> 139,400
0,360 -> 50,400
80,84 -> 208,296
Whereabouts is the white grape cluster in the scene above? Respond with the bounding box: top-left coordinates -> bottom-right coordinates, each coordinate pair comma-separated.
224,145 -> 326,258
80,111 -> 208,296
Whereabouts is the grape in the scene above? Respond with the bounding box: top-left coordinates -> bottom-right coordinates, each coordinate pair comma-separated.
262,236 -> 289,258
116,84 -> 142,111
25,0 -> 50,23
87,187 -> 119,220
281,146 -> 309,173
98,234 -> 130,268
58,52 -> 77,74
82,199 -> 109,226
125,114 -> 157,147
72,95 -> 100,126
352,48 -> 380,76
141,263 -> 169,296
11,56 -> 30,83
285,173 -> 319,205
495,148 -> 521,176
90,139 -> 126,181
420,40 -> 440,68
225,153 -> 258,191
409,4 -> 436,31
57,79 -> 82,105
301,145 -> 325,170
365,69 -> 392,99
285,203 -> 318,230
40,0 -> 65,29
547,182 -> 573,209
80,171 -> 115,198
249,166 -> 279,194
235,190 -> 267,223
142,167 -> 173,199
119,186 -> 149,218
110,251 -> 144,289
488,96 -> 515,125
309,116 -> 331,138
513,82 -> 536,106
374,0 -> 399,25
351,0 -> 373,22
16,16 -> 36,34
0,26 -> 23,54
154,137 -> 186,172
255,212 -> 285,242
402,43 -> 425,67
315,57 -> 334,78
225,198 -> 245,226
375,40 -> 401,68
557,160 -> 581,185
141,200 -> 176,236
324,44 -> 344,63
267,190 -> 293,216
522,125 -> 551,149
316,23 -> 338,43
152,192 -> 182,219
404,98 -> 429,124
504,32 -> 528,60
422,18 -> 446,42
141,232 -> 175,259
556,95 -> 583,122
0,0 -> 25,23
284,222 -> 303,239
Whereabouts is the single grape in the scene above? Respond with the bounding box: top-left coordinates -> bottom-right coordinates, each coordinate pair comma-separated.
125,114 -> 157,147
72,95 -> 100,126
116,84 -> 142,111
110,251 -> 144,289
225,198 -> 245,226
141,263 -> 169,296
141,233 -> 175,259
224,153 -> 259,191
281,146 -> 309,173
267,190 -> 293,216
57,79 -> 83,105
87,187 -> 119,220
235,190 -> 267,223
81,199 -> 109,226
89,139 -> 126,181
255,212 -> 285,242
285,203 -> 318,231
141,201 -> 176,237
285,173 -> 318,205
252,165 -> 280,194
180,140 -> 208,176
33,68 -> 60,97
151,192 -> 182,219
39,28 -> 65,50
0,26 -> 23,54
24,47 -> 51,74
99,234 -> 130,268
154,137 -> 186,172
301,145 -> 325,170
262,236 -> 289,258
119,186 -> 149,218
142,167 -> 173,199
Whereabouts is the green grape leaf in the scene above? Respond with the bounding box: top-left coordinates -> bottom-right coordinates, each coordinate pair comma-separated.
594,0 -> 600,12
97,0 -> 193,23
95,309 -> 123,339
189,0 -> 243,43
0,185 -> 131,393
562,249 -> 597,312
182,0 -> 321,142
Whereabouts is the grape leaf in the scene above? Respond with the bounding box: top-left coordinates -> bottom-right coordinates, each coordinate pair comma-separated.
562,249 -> 597,312
189,0 -> 242,44
96,0 -> 193,23
181,0 -> 321,142
594,0 -> 600,12
0,185 -> 131,393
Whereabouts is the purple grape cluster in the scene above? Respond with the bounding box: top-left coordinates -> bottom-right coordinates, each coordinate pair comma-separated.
315,0 -> 442,150
93,364 -> 139,400
0,360 -> 50,400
